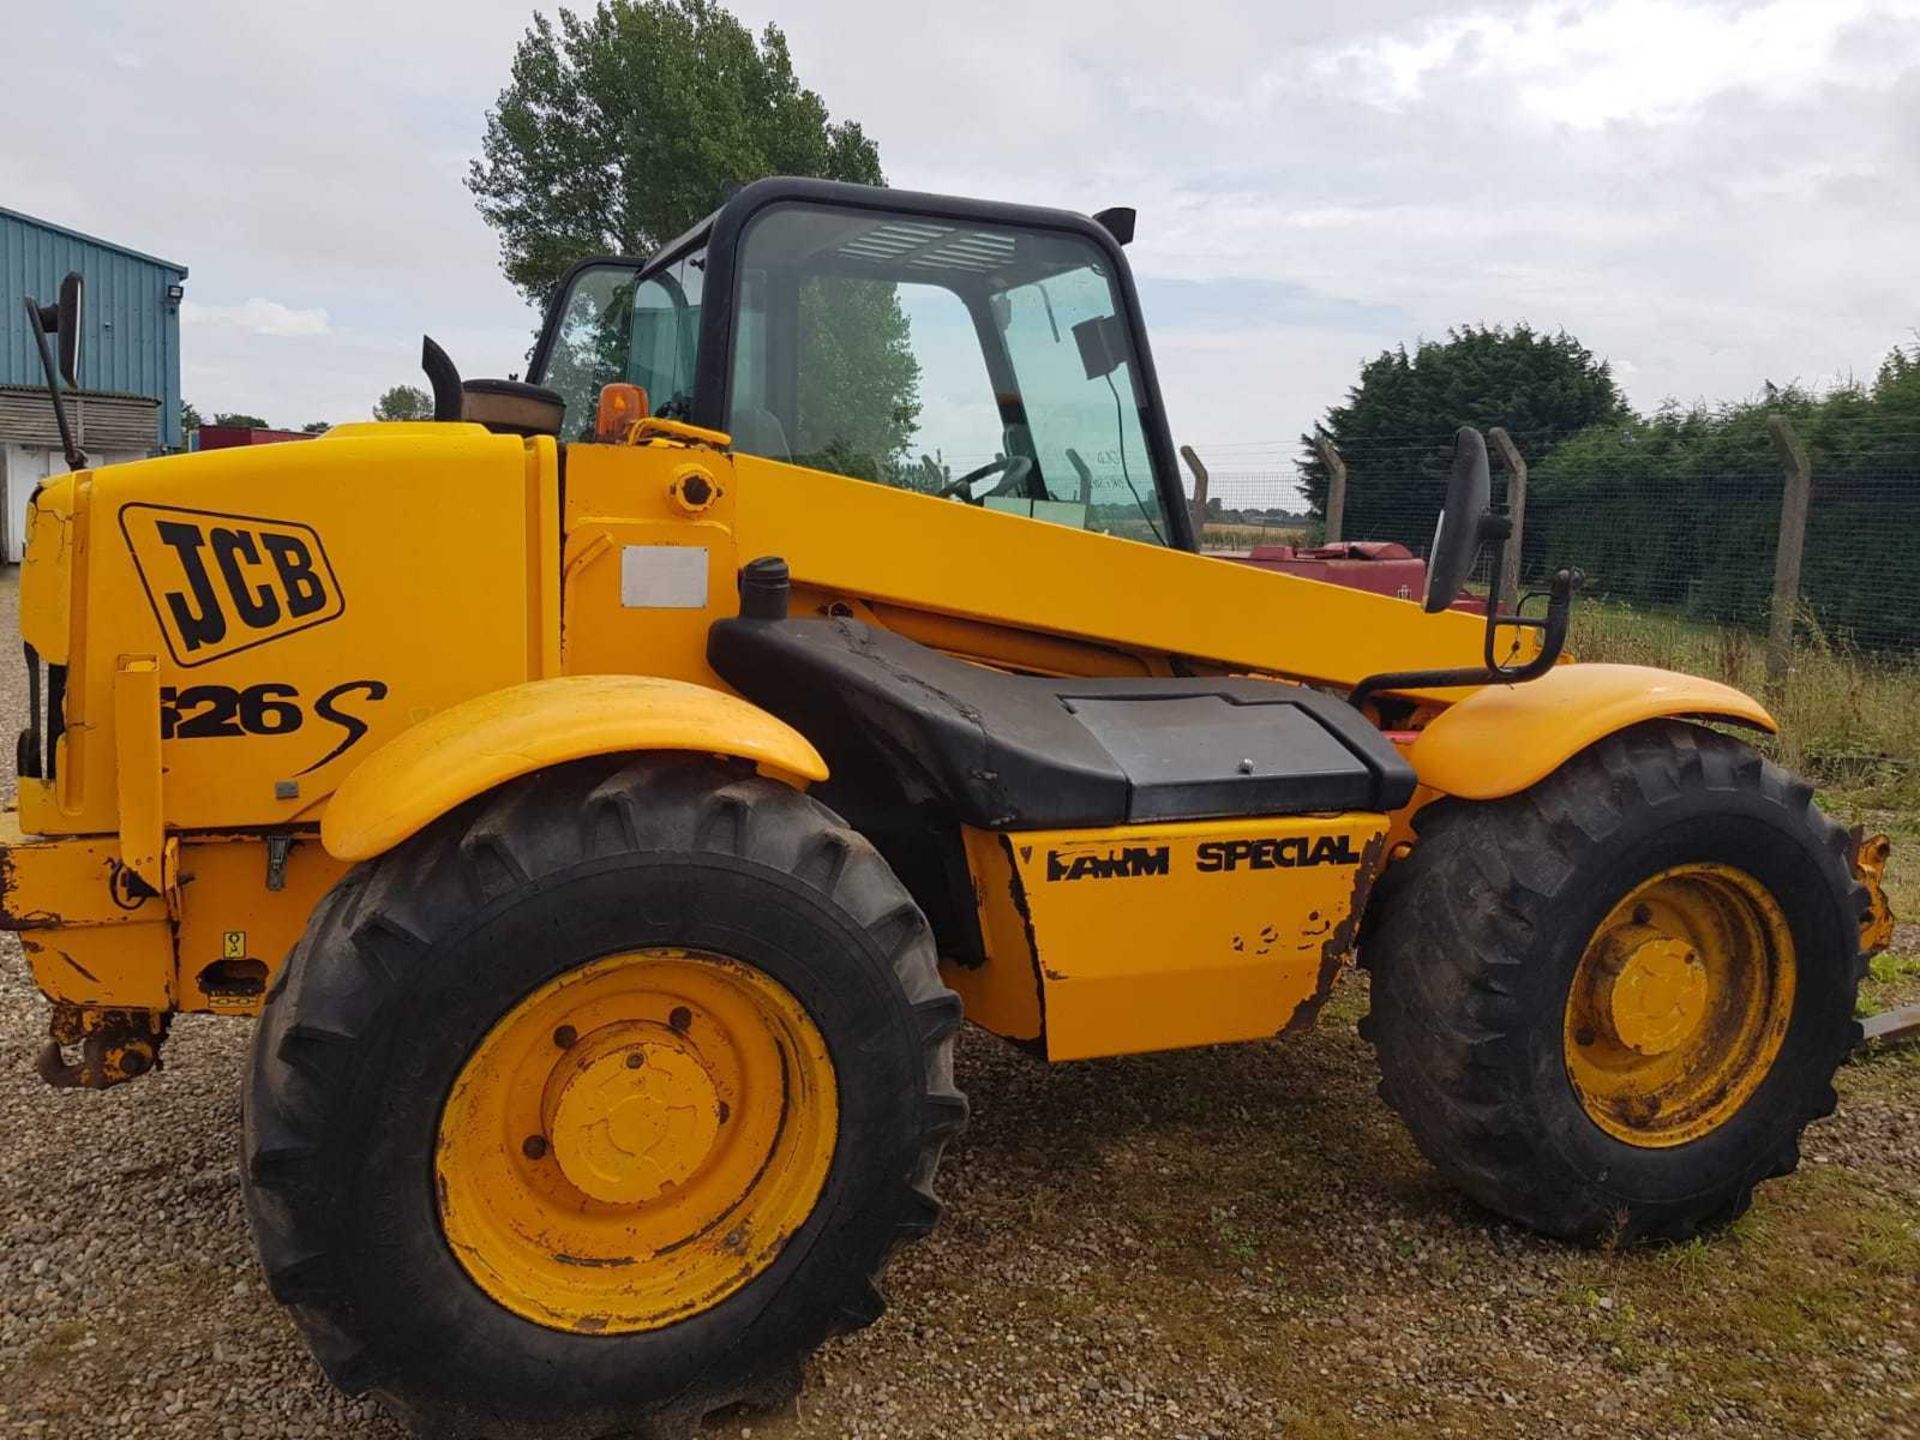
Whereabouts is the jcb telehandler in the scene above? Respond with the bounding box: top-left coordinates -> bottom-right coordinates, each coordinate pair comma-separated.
7,178 -> 1894,1438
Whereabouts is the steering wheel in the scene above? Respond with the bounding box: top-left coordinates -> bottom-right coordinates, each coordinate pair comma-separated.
937,455 -> 1035,503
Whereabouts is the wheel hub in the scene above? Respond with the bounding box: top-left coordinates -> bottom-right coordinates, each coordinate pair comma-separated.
547,1028 -> 722,1205
1602,930 -> 1708,1056
435,948 -> 838,1334
1563,863 -> 1796,1149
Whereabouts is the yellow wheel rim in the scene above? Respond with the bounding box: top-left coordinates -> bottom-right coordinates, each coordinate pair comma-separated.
1564,863 -> 1795,1148
436,949 -> 838,1334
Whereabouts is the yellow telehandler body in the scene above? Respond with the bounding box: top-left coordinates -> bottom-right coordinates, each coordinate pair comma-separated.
2,177 -> 1888,1438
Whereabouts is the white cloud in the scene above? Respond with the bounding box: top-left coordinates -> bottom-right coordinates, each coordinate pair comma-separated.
181,297 -> 333,338
3,0 -> 1917,440
1316,0 -> 1920,130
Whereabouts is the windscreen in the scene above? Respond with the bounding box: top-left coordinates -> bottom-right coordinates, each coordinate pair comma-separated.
726,204 -> 1172,546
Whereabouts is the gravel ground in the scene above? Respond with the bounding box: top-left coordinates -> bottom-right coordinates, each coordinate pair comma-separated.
2,567 -> 1916,1440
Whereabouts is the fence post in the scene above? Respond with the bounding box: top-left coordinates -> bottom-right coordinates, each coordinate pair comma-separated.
1313,430 -> 1347,544
1765,414 -> 1812,690
1487,427 -> 1528,613
1179,444 -> 1210,545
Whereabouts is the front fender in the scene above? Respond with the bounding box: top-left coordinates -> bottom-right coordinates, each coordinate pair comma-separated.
320,674 -> 828,862
1406,663 -> 1776,801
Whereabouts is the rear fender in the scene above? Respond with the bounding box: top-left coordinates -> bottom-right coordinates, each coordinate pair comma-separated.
320,674 -> 827,862
1406,663 -> 1776,801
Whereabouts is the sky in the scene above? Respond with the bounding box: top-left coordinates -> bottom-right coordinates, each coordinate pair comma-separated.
4,0 -> 1917,499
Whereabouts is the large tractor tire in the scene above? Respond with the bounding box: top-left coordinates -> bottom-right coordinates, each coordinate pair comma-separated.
1362,721 -> 1867,1243
242,757 -> 965,1439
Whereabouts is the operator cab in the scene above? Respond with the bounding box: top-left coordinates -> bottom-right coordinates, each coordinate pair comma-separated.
524,177 -> 1578,702
528,177 -> 1194,550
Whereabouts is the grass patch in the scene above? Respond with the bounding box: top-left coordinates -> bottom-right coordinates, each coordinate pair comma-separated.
1200,522 -> 1309,551
1859,950 -> 1920,1017
1850,1210 -> 1920,1278
1542,1157 -> 1920,1435
1569,600 -> 1920,811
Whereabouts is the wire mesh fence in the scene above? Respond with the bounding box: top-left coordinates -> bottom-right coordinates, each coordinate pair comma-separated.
1189,444 -> 1920,660
1185,424 -> 1920,802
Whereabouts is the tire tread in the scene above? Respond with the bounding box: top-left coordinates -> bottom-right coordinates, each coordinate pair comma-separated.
243,757 -> 964,1437
1362,720 -> 1866,1243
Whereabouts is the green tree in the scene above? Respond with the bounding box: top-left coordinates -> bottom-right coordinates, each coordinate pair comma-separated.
1300,324 -> 1629,546
300,420 -> 331,434
468,0 -> 883,304
470,1 -> 919,476
790,277 -> 921,482
372,385 -> 434,422
212,412 -> 271,429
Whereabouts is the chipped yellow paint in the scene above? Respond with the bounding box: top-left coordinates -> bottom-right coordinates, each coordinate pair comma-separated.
1854,831 -> 1895,957
0,815 -> 175,1009
964,812 -> 1391,1062
435,948 -> 838,1334
1564,863 -> 1796,1148
112,658 -> 165,892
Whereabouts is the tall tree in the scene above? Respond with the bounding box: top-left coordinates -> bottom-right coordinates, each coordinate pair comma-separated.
373,385 -> 434,422
469,0 -> 883,303
1300,324 -> 1628,546
212,412 -> 271,429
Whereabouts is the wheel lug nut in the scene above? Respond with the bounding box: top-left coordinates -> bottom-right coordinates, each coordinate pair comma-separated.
669,1006 -> 693,1033
625,1051 -> 645,1070
522,1134 -> 549,1160
553,1025 -> 577,1050
1575,1027 -> 1598,1047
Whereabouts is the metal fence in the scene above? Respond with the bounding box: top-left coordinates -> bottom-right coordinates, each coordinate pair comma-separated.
1186,428 -> 1920,667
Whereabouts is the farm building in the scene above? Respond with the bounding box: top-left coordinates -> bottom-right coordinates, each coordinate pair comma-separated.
0,207 -> 187,560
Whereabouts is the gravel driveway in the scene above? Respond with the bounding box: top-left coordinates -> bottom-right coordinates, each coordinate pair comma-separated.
2,566 -> 1916,1439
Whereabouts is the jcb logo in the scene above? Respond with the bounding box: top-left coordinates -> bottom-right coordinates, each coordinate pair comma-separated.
120,505 -> 344,666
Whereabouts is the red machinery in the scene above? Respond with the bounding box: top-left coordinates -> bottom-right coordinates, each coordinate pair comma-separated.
192,425 -> 318,451
1218,541 -> 1488,613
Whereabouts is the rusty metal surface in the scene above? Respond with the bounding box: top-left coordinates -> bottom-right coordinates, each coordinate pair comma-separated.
36,1002 -> 170,1089
1860,1004 -> 1920,1048
1850,827 -> 1895,958
1284,828 -> 1391,1035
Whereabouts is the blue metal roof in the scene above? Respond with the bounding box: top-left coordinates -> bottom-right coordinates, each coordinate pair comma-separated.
1,207 -> 188,449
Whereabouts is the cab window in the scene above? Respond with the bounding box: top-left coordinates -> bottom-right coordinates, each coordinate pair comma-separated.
726,204 -> 1172,545
541,250 -> 705,439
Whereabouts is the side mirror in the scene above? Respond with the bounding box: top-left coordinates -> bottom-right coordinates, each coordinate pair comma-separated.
1092,206 -> 1136,245
1071,314 -> 1127,381
32,273 -> 84,389
1423,426 -> 1496,613
1351,425 -> 1580,710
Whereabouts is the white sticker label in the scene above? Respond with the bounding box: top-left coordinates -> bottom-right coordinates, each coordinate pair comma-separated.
620,546 -> 709,609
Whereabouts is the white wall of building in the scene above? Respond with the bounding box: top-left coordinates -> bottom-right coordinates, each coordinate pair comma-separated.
2,444 -> 145,563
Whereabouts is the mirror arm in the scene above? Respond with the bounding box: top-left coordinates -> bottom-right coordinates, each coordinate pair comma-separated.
1348,569 -> 1582,713
21,298 -> 86,472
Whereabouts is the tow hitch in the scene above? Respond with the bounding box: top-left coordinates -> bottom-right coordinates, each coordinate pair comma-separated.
37,1003 -> 170,1090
